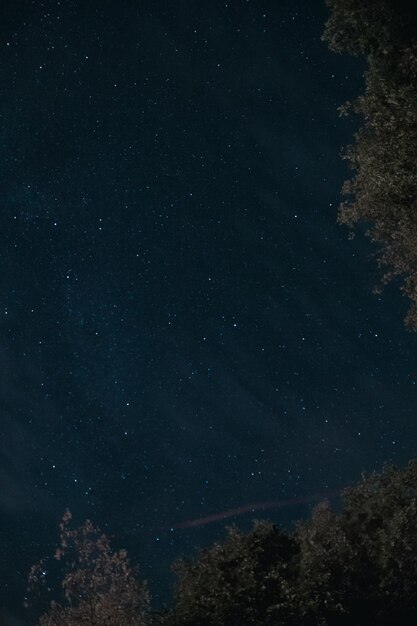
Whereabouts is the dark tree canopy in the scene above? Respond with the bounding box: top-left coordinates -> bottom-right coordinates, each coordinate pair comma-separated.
161,521 -> 301,626
294,460 -> 417,625
323,0 -> 417,329
28,461 -> 417,625
156,460 -> 417,626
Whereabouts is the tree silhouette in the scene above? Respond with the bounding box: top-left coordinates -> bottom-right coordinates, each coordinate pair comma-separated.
156,460 -> 417,625
154,520 -> 301,626
323,0 -> 417,329
294,460 -> 417,625
27,508 -> 149,626
27,464 -> 417,625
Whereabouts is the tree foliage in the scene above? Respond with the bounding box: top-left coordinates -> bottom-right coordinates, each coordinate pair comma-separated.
295,460 -> 417,625
158,460 -> 417,626
27,508 -> 149,626
27,463 -> 417,625
158,520 -> 301,626
323,0 -> 417,328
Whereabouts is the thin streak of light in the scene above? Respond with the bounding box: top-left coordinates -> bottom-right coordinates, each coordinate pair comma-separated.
173,489 -> 341,529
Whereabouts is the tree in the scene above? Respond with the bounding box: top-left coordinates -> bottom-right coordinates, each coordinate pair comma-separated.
27,508 -> 149,626
322,0 -> 417,329
295,459 -> 417,625
159,461 -> 417,626
27,460 -> 417,625
158,520 -> 301,626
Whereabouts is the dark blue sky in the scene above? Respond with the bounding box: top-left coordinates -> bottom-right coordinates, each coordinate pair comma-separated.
1,1 -> 417,623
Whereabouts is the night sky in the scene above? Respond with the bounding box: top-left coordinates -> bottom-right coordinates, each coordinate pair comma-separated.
2,1 -> 417,623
